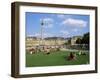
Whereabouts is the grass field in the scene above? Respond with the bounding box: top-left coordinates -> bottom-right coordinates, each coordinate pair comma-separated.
26,51 -> 89,67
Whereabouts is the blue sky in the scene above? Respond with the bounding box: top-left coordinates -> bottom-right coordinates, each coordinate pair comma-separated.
26,12 -> 89,38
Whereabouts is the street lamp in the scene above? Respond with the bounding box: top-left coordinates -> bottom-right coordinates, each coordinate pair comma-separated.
40,19 -> 44,46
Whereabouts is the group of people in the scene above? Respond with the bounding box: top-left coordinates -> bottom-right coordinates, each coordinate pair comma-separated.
67,52 -> 76,61
28,46 -> 86,61
28,46 -> 60,54
67,51 -> 87,61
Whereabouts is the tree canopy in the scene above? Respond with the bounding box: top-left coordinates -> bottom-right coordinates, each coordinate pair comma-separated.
76,32 -> 89,44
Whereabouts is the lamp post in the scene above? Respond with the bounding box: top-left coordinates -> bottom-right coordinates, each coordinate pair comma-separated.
40,19 -> 44,46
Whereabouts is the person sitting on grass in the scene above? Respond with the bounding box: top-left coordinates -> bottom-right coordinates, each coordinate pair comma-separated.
67,52 -> 76,61
78,51 -> 82,55
29,48 -> 35,54
44,47 -> 51,55
78,51 -> 86,55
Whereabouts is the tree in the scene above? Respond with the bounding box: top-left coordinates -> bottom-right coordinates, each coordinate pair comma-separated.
63,38 -> 71,45
81,32 -> 89,44
67,39 -> 71,45
76,38 -> 82,44
64,42 -> 68,45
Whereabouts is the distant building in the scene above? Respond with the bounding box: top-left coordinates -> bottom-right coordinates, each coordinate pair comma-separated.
26,37 -> 40,48
26,36 -> 68,48
26,36 -> 82,49
26,37 -> 38,41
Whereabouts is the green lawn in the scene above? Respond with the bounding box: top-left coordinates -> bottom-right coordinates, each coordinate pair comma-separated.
26,51 -> 89,67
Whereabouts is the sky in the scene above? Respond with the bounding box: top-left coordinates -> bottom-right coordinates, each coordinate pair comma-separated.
26,12 -> 89,38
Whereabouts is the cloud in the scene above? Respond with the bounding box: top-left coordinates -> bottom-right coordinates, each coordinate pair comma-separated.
60,30 -> 69,37
60,30 -> 69,34
34,33 -> 53,38
57,15 -> 72,19
60,30 -> 69,38
57,15 -> 65,19
40,18 -> 54,28
72,29 -> 78,32
62,18 -> 87,28
43,33 -> 52,38
26,35 -> 34,37
43,18 -> 54,23
34,33 -> 40,37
